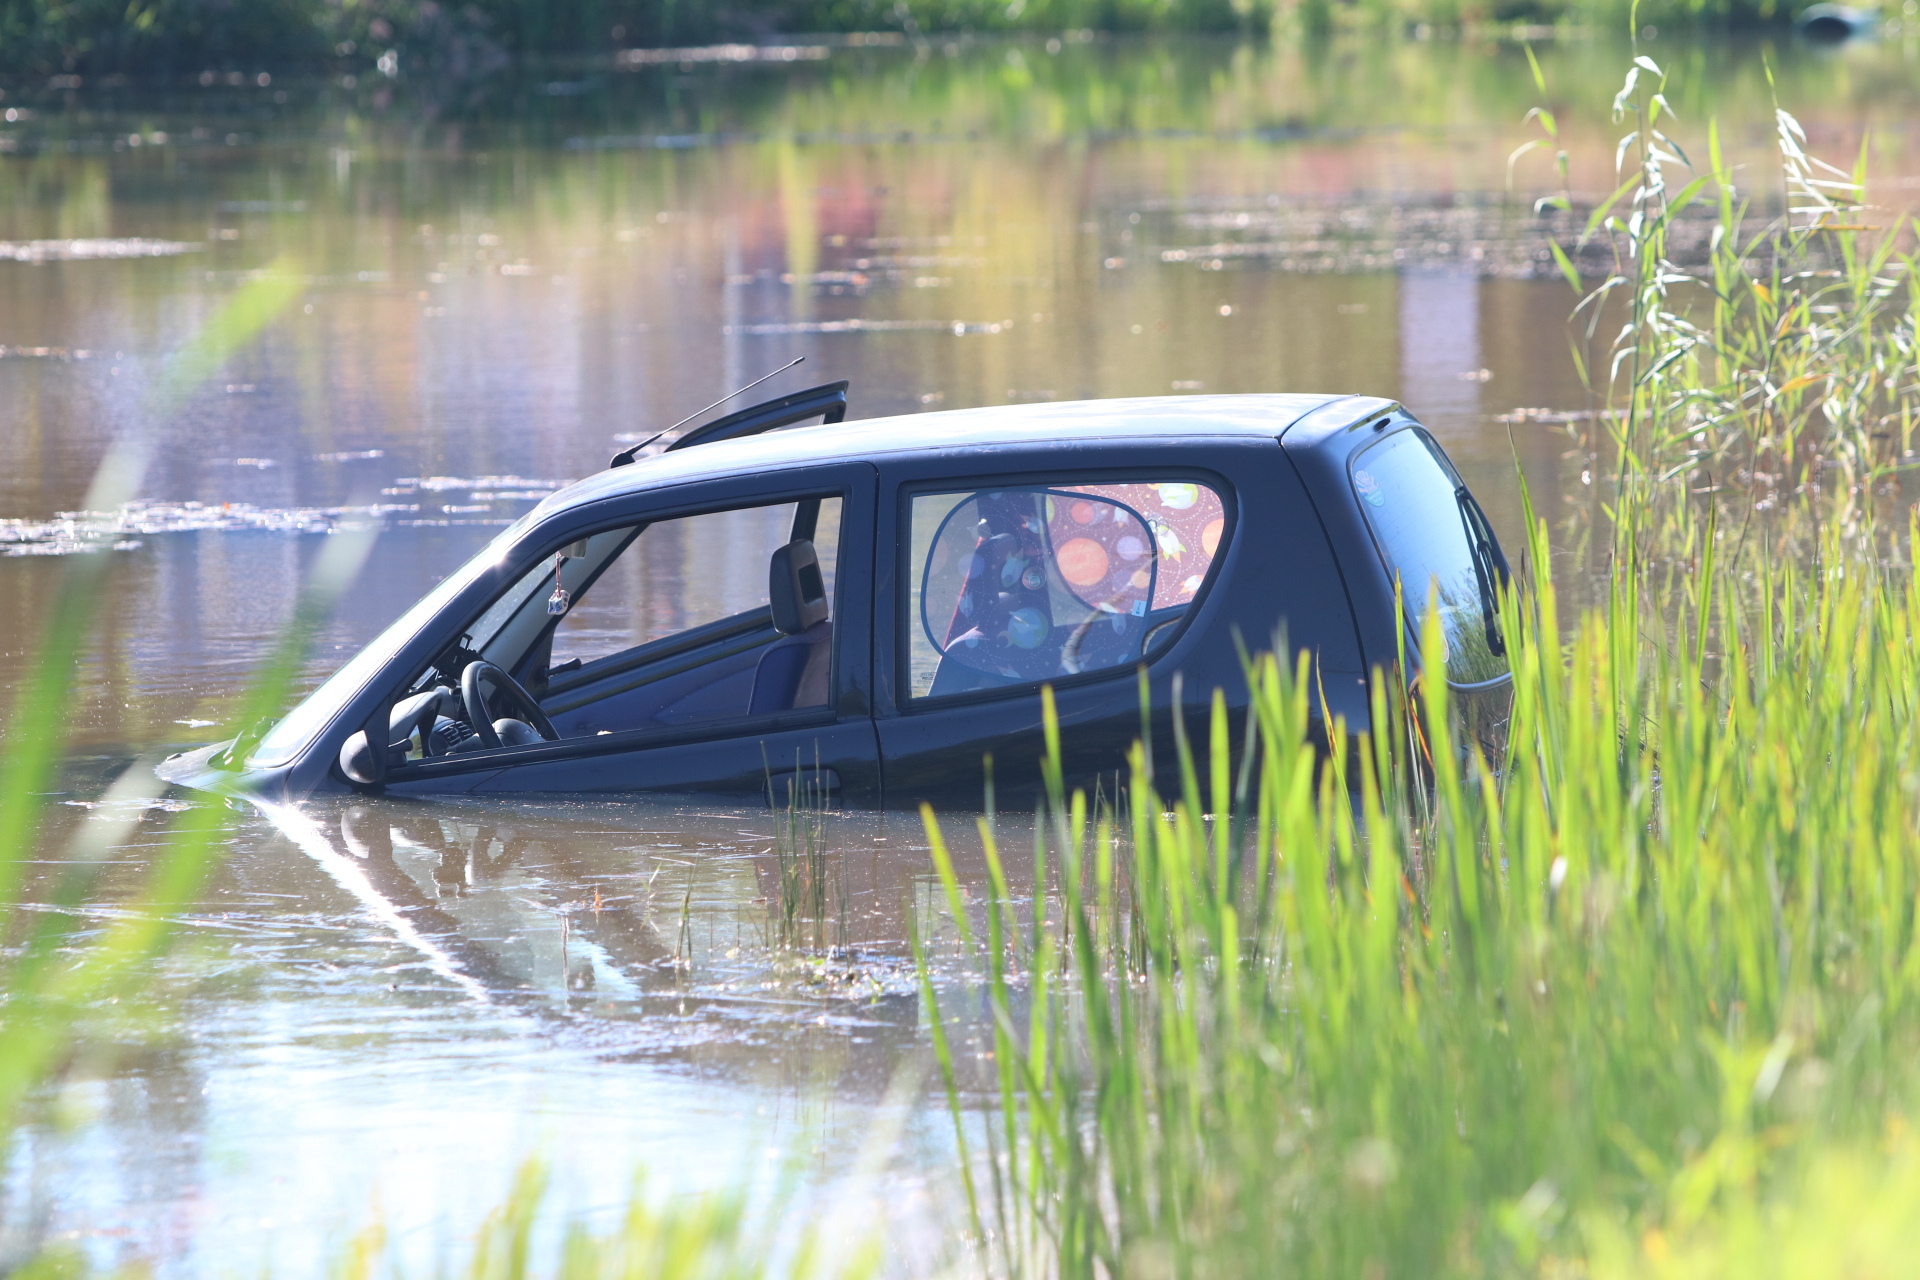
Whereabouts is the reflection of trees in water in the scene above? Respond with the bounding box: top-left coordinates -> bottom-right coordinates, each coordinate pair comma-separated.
570,506 -> 795,656
11,34 -> 1887,153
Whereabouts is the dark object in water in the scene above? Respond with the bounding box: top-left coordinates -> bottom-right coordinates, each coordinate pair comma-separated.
1797,4 -> 1877,40
609,355 -> 809,468
160,387 -> 1512,808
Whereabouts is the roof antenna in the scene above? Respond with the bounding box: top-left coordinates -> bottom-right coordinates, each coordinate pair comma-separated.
609,356 -> 806,469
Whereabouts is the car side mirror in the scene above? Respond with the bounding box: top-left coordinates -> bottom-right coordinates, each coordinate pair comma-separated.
338,687 -> 447,786
338,729 -> 382,786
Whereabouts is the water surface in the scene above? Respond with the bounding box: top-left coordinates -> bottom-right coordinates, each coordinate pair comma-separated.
2,30 -> 1916,1273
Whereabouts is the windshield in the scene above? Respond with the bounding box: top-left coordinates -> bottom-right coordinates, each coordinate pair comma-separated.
1351,429 -> 1509,686
247,514 -> 537,767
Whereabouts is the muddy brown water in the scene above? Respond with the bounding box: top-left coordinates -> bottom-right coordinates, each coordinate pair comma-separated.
1,31 -> 1917,1274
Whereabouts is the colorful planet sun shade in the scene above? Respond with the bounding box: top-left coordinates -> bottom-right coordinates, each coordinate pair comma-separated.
1056,536 -> 1111,586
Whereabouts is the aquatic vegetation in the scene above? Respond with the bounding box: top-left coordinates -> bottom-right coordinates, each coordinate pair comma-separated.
1518,44 -> 1920,567
922,508 -> 1920,1275
0,481 -> 567,558
915,51 -> 1920,1279
768,762 -> 849,956
0,239 -> 198,262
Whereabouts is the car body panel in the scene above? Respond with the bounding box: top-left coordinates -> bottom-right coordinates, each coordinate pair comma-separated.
156,391 -> 1505,808
870,433 -> 1368,808
1278,396 -> 1415,677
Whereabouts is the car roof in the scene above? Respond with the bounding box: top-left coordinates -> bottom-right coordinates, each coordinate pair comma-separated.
538,392 -> 1370,517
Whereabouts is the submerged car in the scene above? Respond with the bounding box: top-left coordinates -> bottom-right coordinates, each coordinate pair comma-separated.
158,385 -> 1512,809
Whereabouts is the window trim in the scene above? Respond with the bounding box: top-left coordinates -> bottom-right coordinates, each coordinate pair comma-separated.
894,467 -> 1236,712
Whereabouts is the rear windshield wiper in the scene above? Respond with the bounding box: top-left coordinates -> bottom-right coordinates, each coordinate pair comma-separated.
1455,485 -> 1509,659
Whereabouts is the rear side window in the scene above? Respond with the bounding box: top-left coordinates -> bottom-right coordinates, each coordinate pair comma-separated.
1352,431 -> 1508,686
906,480 -> 1227,700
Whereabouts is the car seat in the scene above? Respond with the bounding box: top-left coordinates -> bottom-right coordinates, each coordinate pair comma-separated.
749,539 -> 831,714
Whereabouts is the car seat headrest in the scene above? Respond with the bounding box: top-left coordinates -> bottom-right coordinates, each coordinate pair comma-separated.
769,539 -> 829,636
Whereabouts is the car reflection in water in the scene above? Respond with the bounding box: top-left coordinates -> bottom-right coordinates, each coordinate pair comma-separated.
6,787 -> 1005,1278
249,791 -> 965,1071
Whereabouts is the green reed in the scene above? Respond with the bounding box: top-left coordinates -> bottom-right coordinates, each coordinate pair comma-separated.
1518,37 -> 1920,569
0,265 -> 309,1154
767,756 -> 848,955
919,502 -> 1920,1276
311,1159 -> 878,1280
915,50 -> 1920,1278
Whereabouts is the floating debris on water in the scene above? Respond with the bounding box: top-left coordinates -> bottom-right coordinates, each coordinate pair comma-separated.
0,345 -> 98,360
1494,407 -> 1619,424
1149,194 -> 1724,280
62,795 -> 196,814
0,237 -> 200,262
723,318 -> 1009,336
313,449 -> 386,462
0,486 -> 570,557
385,475 -> 566,498
2,502 -> 353,556
565,131 -> 740,152
615,43 -> 830,67
725,267 -> 971,296
0,534 -> 147,556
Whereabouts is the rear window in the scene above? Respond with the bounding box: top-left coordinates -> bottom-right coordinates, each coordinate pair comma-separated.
906,479 -> 1227,700
1352,430 -> 1508,685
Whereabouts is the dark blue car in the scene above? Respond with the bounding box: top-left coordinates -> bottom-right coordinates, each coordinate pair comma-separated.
159,386 -> 1510,808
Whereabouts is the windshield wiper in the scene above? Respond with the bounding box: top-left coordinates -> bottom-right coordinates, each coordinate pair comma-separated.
1455,485 -> 1509,659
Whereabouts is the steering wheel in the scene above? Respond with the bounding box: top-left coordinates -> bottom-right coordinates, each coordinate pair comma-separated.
460,660 -> 560,750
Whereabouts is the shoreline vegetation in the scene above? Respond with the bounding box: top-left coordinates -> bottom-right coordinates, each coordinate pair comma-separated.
0,0 -> 1838,80
912,40 -> 1920,1280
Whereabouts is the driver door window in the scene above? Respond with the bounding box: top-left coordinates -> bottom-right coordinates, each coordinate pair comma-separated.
538,497 -> 841,734
389,494 -> 843,766
548,499 -> 841,669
